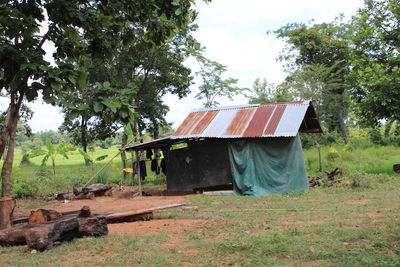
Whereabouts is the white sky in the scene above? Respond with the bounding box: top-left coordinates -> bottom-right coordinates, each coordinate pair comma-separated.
18,0 -> 364,132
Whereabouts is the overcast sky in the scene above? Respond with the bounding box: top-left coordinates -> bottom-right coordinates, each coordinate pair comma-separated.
21,0 -> 364,132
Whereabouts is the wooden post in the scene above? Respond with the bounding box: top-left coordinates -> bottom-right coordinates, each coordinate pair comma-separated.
131,151 -> 135,186
135,151 -> 142,196
0,197 -> 16,230
316,134 -> 322,172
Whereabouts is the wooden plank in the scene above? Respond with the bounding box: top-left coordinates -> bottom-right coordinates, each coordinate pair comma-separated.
102,203 -> 186,221
13,203 -> 186,225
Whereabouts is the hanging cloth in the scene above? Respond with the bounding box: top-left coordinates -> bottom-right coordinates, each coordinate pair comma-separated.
227,135 -> 308,196
151,159 -> 160,175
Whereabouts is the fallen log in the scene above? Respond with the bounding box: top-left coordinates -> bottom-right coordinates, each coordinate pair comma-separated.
54,192 -> 75,201
0,206 -> 108,250
73,184 -> 112,196
0,197 -> 16,230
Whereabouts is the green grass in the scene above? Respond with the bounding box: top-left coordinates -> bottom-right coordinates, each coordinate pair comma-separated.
1,176 -> 400,266
0,144 -> 400,265
304,145 -> 400,176
9,146 -> 166,197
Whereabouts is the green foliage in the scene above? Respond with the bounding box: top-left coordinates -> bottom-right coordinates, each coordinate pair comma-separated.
349,0 -> 400,124
326,147 -> 340,162
273,19 -> 352,142
78,149 -> 108,166
192,48 -> 243,107
245,78 -> 292,104
33,138 -> 76,175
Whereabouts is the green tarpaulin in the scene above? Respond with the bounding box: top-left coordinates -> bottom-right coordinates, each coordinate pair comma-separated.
228,135 -> 308,196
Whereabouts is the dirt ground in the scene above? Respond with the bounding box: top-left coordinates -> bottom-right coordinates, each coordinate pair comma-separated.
13,189 -> 198,236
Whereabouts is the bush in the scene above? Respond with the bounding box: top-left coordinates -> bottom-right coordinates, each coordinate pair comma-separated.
11,176 -> 39,198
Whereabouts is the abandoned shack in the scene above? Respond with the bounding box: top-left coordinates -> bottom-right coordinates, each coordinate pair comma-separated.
125,100 -> 322,196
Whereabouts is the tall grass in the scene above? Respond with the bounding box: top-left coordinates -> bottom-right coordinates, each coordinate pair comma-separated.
303,145 -> 400,177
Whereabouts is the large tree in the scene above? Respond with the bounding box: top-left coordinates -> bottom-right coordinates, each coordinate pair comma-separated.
0,0 -> 197,196
59,23 -> 195,167
272,21 -> 352,143
349,0 -> 400,124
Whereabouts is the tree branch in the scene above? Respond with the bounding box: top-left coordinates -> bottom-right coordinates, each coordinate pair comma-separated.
38,24 -> 54,49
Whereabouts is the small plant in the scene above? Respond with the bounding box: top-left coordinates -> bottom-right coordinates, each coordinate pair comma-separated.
326,147 -> 340,161
29,138 -> 76,175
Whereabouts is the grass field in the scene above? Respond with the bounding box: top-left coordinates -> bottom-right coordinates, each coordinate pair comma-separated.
0,173 -> 399,266
0,144 -> 399,266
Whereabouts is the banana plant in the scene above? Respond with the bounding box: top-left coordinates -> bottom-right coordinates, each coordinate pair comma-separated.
31,138 -> 76,175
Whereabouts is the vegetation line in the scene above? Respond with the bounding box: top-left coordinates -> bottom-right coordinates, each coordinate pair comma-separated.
84,136 -> 138,186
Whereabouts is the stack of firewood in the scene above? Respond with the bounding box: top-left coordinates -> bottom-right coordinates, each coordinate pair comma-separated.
309,167 -> 349,187
308,176 -> 323,187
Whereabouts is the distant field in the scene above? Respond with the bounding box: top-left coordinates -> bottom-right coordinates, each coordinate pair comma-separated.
6,143 -> 400,198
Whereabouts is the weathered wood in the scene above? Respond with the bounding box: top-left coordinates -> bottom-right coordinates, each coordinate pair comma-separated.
325,168 -> 342,180
54,192 -> 75,201
308,176 -> 323,187
28,209 -> 62,224
13,203 -> 187,225
73,184 -> 112,196
74,192 -> 95,200
0,206 -> 108,250
0,197 -> 16,230
14,209 -> 82,225
102,203 -> 186,223
79,206 -> 91,217
104,211 -> 153,223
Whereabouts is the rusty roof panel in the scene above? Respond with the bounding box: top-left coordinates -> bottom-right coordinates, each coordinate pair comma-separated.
170,100 -> 320,139
172,112 -> 205,136
224,107 -> 256,136
190,110 -> 219,135
243,106 -> 274,137
264,105 -> 286,136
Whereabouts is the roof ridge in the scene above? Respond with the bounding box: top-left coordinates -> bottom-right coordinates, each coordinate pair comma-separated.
191,100 -> 309,113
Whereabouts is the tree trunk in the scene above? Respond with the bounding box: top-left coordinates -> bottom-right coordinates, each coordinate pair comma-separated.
337,105 -> 350,144
0,197 -> 16,230
81,115 -> 91,167
1,93 -> 23,197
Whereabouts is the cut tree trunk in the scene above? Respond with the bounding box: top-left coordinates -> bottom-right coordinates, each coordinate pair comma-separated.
0,207 -> 108,250
0,197 -> 16,230
28,209 -> 62,224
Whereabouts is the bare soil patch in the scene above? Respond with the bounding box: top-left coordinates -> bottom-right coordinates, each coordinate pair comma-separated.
108,219 -> 207,236
344,199 -> 369,205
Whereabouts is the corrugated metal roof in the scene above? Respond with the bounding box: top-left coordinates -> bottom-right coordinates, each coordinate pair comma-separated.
172,100 -> 320,139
